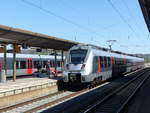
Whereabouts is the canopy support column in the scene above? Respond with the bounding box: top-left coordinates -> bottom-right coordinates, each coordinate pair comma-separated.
13,44 -> 16,82
54,50 -> 57,76
3,44 -> 7,82
61,50 -> 64,72
0,44 -> 7,83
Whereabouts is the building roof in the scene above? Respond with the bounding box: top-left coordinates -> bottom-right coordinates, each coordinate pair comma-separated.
0,24 -> 79,50
139,0 -> 150,32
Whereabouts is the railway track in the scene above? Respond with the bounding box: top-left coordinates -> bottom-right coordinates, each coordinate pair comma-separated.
0,68 -> 147,113
0,91 -> 65,112
42,68 -> 147,113
0,81 -> 108,113
84,68 -> 150,113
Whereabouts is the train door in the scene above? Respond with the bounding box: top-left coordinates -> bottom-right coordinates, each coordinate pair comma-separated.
27,58 -> 32,74
111,57 -> 117,77
97,57 -> 101,73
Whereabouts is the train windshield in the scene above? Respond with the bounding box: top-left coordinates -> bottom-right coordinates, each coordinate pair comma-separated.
70,49 -> 87,64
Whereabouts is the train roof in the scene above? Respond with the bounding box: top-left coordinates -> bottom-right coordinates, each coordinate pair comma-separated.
71,44 -> 144,60
0,53 -> 62,59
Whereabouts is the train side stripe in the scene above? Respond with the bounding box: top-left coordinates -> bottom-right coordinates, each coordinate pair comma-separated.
97,57 -> 101,72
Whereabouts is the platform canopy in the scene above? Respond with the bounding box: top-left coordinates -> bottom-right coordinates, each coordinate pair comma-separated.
0,24 -> 79,50
139,0 -> 150,32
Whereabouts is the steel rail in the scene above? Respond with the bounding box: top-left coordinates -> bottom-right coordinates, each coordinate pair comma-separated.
84,68 -> 150,113
116,69 -> 149,113
0,91 -> 65,112
0,69 -> 147,113
24,69 -> 147,113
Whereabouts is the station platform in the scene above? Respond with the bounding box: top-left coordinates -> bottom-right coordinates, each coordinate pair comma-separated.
0,75 -> 62,108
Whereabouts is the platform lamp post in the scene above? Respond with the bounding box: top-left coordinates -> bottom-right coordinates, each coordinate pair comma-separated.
107,40 -> 117,50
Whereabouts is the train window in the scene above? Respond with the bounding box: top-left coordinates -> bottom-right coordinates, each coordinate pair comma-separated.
115,58 -> 117,64
54,61 -> 57,67
53,61 -> 55,67
59,61 -> 61,67
50,61 -> 52,67
52,61 -> 55,67
34,61 -> 37,68
104,57 -> 107,67
43,61 -> 47,68
115,58 -> 119,65
51,61 -> 55,67
119,59 -> 121,65
100,56 -> 103,68
121,59 -> 124,64
119,59 -> 121,64
70,49 -> 87,64
20,61 -> 26,69
57,61 -> 61,67
118,58 -> 120,64
93,56 -> 98,73
16,61 -> 19,69
120,59 -> 123,64
119,59 -> 122,65
34,61 -> 40,68
115,58 -> 117,65
108,57 -> 110,67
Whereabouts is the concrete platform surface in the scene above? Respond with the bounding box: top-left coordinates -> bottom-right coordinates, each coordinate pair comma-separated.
0,77 -> 58,96
0,76 -> 62,108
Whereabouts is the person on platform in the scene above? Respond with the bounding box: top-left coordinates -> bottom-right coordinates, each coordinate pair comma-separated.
37,62 -> 42,73
46,60 -> 52,77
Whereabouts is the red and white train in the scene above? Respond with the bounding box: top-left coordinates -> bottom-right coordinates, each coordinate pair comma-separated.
0,53 -> 62,77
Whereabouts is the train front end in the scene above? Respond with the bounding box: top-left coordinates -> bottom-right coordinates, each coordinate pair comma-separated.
63,45 -> 91,85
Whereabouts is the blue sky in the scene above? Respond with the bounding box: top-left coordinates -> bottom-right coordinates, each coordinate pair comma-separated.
0,0 -> 149,54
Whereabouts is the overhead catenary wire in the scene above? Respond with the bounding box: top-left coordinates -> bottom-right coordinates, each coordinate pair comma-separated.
107,0 -> 140,38
58,0 -> 136,36
21,0 -> 106,38
56,0 -> 81,15
55,0 -> 93,41
115,41 -> 150,54
56,0 -> 91,25
108,0 -> 149,53
121,0 -> 147,39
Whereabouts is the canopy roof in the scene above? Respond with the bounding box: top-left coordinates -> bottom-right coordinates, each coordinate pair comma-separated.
0,24 -> 79,50
139,0 -> 150,32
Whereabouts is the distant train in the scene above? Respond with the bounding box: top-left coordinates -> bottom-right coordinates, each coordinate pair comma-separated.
63,44 -> 144,85
0,53 -> 63,77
